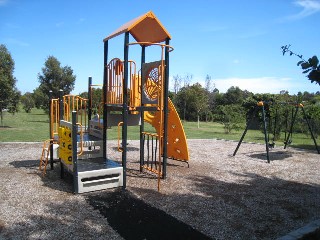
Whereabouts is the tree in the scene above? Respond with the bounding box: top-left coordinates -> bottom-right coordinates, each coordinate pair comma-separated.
173,74 -> 182,95
215,104 -> 245,134
175,83 -> 209,126
37,56 -> 76,111
33,87 -> 46,109
281,44 -> 320,85
223,86 -> 247,105
79,87 -> 102,112
0,44 -> 20,125
204,74 -> 215,122
189,83 -> 209,128
21,92 -> 35,113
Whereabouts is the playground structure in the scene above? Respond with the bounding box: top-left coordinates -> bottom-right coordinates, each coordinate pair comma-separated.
39,11 -> 189,193
233,101 -> 320,162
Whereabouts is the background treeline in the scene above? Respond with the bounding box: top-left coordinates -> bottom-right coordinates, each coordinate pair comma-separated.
1,43 -> 319,141
169,74 -> 320,139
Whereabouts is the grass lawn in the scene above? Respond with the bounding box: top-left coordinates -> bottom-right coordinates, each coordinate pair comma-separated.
0,108 -> 50,142
0,108 -> 318,151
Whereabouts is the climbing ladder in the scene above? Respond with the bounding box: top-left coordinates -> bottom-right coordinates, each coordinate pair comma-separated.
39,139 -> 57,176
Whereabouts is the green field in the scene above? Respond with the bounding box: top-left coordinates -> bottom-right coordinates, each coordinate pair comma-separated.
0,108 -> 318,151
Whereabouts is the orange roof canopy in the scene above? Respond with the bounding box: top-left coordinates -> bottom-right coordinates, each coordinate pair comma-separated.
103,11 -> 171,43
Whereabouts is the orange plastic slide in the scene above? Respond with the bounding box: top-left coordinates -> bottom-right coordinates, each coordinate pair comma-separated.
144,98 -> 189,162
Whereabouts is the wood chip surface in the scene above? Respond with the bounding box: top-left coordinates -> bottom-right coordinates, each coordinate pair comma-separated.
0,139 -> 319,239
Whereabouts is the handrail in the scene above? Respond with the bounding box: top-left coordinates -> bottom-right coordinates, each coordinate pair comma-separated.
76,123 -> 84,156
117,122 -> 124,152
127,42 -> 174,52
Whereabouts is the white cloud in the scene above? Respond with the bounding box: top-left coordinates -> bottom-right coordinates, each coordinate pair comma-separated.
175,76 -> 303,94
213,77 -> 292,93
287,0 -> 320,20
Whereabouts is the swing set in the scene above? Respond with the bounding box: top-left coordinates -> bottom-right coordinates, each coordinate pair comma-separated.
233,101 -> 320,163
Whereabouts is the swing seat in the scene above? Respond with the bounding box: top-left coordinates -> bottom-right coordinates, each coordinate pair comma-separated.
268,142 -> 275,149
284,139 -> 292,145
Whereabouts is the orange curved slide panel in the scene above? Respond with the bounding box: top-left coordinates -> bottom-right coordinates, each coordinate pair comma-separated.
144,98 -> 189,161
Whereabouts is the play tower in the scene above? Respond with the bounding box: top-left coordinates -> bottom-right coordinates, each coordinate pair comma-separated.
39,11 -> 189,193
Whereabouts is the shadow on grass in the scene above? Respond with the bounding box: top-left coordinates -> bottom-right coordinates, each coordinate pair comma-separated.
30,113 -> 47,116
27,120 -> 48,123
0,126 -> 12,129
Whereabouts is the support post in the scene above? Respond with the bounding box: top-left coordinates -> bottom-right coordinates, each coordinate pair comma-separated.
301,106 -> 320,154
88,76 -> 92,122
122,32 -> 129,189
162,38 -> 170,178
233,107 -> 257,156
49,90 -> 54,170
261,104 -> 270,163
72,111 -> 79,193
284,106 -> 299,149
140,45 -> 146,172
58,89 -> 64,175
59,90 -> 63,121
103,41 -> 108,160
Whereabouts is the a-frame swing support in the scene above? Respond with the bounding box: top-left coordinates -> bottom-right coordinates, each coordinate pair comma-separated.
284,104 -> 320,154
233,101 -> 270,163
233,102 -> 320,163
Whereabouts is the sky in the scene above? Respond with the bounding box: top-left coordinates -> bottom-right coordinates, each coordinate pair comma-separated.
1,0 -> 320,95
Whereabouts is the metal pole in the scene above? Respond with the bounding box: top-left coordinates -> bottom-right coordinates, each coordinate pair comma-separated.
49,90 -> 54,170
162,38 -> 170,178
261,104 -> 270,163
140,45 -> 146,172
272,107 -> 278,142
103,41 -> 108,159
284,106 -> 299,149
59,90 -> 63,121
88,76 -> 92,122
72,111 -> 78,193
59,89 -> 64,178
122,32 -> 129,189
233,122 -> 250,156
233,107 -> 256,156
301,106 -> 320,154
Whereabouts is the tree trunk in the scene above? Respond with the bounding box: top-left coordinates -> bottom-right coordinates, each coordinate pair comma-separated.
0,109 -> 3,127
197,115 -> 200,129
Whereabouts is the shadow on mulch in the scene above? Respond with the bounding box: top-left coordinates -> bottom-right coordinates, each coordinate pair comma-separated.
112,146 -> 140,152
86,190 -> 211,240
9,159 -> 39,169
249,150 -> 293,161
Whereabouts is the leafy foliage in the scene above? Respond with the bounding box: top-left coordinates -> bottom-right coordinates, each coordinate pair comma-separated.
37,56 -> 76,112
175,83 -> 209,122
21,92 -> 35,113
215,104 -> 245,133
79,87 -> 103,114
0,44 -> 20,124
281,44 -> 320,85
